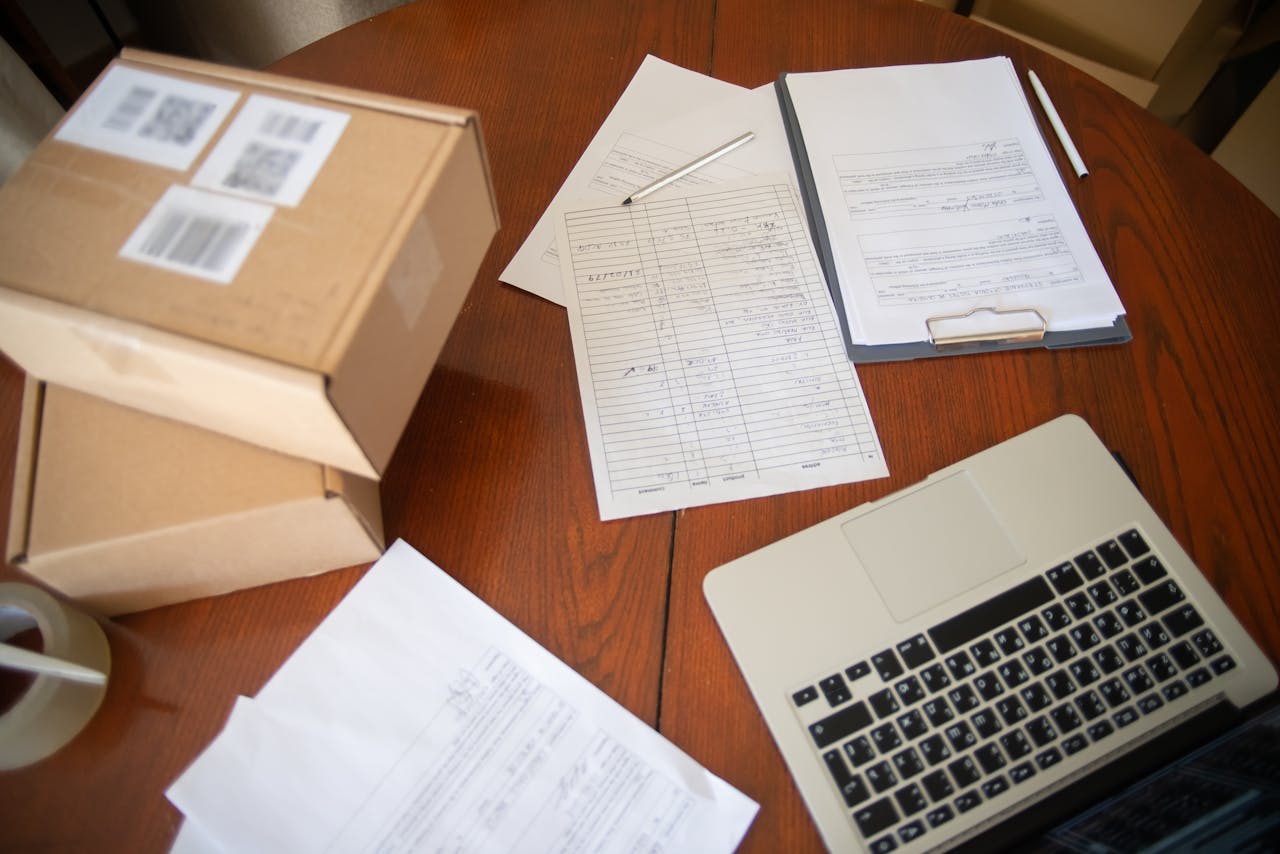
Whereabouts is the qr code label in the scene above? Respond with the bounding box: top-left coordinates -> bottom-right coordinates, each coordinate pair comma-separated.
193,94 -> 350,207
120,185 -> 273,284
56,65 -> 240,170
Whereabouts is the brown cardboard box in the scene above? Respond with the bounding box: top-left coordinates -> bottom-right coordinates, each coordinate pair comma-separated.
0,49 -> 499,478
7,380 -> 384,615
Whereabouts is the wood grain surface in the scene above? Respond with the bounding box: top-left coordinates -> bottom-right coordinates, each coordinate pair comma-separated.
2,1 -> 1277,851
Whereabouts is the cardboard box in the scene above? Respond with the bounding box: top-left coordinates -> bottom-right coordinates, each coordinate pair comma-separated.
6,380 -> 384,615
0,49 -> 499,478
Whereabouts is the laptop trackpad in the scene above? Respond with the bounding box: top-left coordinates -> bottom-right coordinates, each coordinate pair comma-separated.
841,470 -> 1025,623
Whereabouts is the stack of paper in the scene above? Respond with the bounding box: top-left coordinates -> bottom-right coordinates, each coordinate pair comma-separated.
167,540 -> 758,852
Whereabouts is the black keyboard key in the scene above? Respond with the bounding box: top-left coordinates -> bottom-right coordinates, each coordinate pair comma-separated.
1047,635 -> 1077,662
1163,605 -> 1205,637
895,783 -> 928,816
1093,612 -> 1125,639
1018,614 -> 1049,642
1098,540 -> 1127,570
1069,658 -> 1101,686
919,734 -> 951,767
971,709 -> 1003,739
1139,581 -> 1185,615
824,750 -> 872,807
1021,683 -> 1053,711
949,684 -> 980,713
1093,646 -> 1125,674
1146,652 -> 1178,682
1023,646 -> 1054,675
793,685 -> 819,707
1062,733 -> 1088,755
872,649 -> 904,681
894,676 -> 926,706
954,788 -> 982,812
897,634 -> 936,669
970,639 -> 1000,668
1212,655 -> 1238,676
1046,561 -> 1084,594
1069,624 -> 1101,651
1065,592 -> 1095,620
1099,678 -> 1130,707
1076,690 -> 1107,720
820,673 -> 851,705
923,697 -> 954,727
1162,681 -> 1189,701
944,721 -> 977,752
1088,581 -> 1119,607
1088,719 -> 1115,741
982,775 -> 1010,798
1169,640 -> 1200,669
1123,666 -> 1154,695
846,735 -> 877,767
897,709 -> 928,740
1132,556 -> 1167,584
899,819 -> 926,843
1000,730 -> 1033,759
1113,706 -> 1140,728
1187,667 -> 1212,688
949,756 -> 981,788
928,577 -> 1055,653
975,743 -> 1007,773
1137,694 -> 1164,715
870,689 -> 900,719
927,804 -> 955,827
945,651 -> 976,680
1139,621 -> 1172,649
1075,551 -> 1106,579
893,747 -> 925,780
1051,703 -> 1082,733
1193,629 -> 1223,658
1116,600 -> 1147,626
854,797 -> 900,838
847,660 -> 872,681
810,700 -> 873,748
973,671 -> 1005,700
1116,633 -> 1149,662
1036,747 -> 1063,769
871,722 -> 902,754
1113,569 -> 1141,596
1042,603 -> 1072,631
866,760 -> 898,793
998,660 -> 1030,688
869,836 -> 898,854
1046,670 -> 1077,700
1119,529 -> 1150,559
920,663 -> 951,693
1009,760 -> 1037,784
994,627 -> 1025,656
996,696 -> 1028,725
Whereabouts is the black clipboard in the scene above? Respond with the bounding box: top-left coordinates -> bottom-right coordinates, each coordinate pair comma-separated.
775,71 -> 1131,363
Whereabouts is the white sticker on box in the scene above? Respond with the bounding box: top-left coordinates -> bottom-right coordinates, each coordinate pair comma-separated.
55,65 -> 240,171
192,95 -> 350,207
120,185 -> 274,284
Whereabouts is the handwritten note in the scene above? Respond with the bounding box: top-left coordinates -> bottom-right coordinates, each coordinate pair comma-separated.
558,179 -> 888,520
166,540 -> 758,853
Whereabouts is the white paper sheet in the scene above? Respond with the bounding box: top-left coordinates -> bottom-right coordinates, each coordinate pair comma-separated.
558,176 -> 889,520
167,540 -> 757,853
782,57 -> 1125,347
500,55 -> 747,305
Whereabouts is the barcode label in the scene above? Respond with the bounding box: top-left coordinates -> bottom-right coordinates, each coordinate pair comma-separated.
56,65 -> 240,170
193,94 -> 349,207
120,186 -> 273,284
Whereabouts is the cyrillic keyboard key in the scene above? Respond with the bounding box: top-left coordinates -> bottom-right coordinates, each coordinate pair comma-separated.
854,797 -> 899,838
1075,551 -> 1106,579
897,634 -> 936,669
1098,540 -> 1127,570
953,789 -> 982,812
1119,529 -> 1150,559
895,783 -> 928,816
809,700 -> 872,748
1162,605 -> 1204,637
1046,561 -> 1084,593
928,577 -> 1055,653
1139,581 -> 1185,615
872,649 -> 905,681
1132,556 -> 1167,584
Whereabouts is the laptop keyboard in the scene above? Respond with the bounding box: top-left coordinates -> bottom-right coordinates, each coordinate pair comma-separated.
789,527 -> 1240,853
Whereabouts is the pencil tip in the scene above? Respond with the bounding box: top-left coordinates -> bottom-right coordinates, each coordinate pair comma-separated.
621,198 -> 633,205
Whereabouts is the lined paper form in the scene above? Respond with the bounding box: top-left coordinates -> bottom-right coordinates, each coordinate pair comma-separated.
558,179 -> 888,520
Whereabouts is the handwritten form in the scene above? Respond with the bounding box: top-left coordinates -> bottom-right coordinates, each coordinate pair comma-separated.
782,57 -> 1124,346
167,540 -> 757,853
558,179 -> 888,520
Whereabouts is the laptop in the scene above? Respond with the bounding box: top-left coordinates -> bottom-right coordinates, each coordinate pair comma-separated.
704,414 -> 1277,853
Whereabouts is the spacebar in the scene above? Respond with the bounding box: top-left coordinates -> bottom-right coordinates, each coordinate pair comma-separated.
927,576 -> 1055,653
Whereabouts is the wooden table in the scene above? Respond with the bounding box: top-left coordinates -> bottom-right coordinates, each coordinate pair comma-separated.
2,1 -> 1278,850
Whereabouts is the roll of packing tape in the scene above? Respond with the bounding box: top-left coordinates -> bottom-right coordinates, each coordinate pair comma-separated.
0,582 -> 110,770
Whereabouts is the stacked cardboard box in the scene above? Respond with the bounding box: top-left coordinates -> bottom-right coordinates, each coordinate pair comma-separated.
0,50 -> 499,614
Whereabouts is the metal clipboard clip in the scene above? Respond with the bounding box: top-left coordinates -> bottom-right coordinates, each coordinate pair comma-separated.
926,307 -> 1047,351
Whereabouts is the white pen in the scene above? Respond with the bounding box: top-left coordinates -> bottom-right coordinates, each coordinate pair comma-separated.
1028,70 -> 1088,179
622,131 -> 756,205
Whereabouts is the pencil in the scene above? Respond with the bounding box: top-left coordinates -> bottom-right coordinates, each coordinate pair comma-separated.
622,132 -> 756,205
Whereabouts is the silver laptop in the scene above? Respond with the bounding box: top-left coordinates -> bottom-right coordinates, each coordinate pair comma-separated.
704,414 -> 1277,853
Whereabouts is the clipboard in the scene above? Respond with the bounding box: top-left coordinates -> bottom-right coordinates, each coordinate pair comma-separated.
775,64 -> 1131,363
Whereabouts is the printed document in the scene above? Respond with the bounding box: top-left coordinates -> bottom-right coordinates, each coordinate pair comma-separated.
167,540 -> 758,853
557,177 -> 888,521
781,57 -> 1125,348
